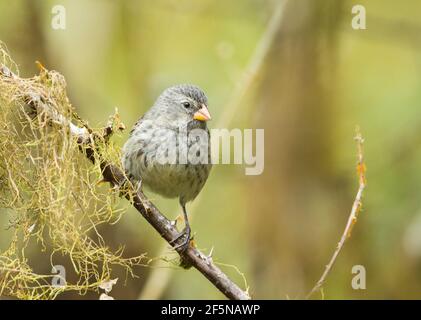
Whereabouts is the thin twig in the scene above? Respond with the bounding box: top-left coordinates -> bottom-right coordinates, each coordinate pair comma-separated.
0,64 -> 251,300
306,128 -> 366,299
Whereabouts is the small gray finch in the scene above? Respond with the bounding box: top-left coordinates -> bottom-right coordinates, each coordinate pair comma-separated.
122,84 -> 212,251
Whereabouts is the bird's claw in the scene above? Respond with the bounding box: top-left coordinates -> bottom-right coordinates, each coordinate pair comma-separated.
170,226 -> 191,252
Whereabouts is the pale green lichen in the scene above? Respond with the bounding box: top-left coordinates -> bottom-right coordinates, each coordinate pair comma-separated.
0,42 -> 146,300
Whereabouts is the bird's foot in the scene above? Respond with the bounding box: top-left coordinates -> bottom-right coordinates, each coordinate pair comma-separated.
170,225 -> 191,252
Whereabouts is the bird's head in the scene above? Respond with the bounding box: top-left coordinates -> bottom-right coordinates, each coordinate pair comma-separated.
152,84 -> 211,128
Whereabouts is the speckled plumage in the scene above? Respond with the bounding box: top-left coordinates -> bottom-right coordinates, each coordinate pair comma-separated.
122,85 -> 212,250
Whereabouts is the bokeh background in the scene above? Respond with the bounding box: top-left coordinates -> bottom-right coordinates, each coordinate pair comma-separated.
1,0 -> 421,299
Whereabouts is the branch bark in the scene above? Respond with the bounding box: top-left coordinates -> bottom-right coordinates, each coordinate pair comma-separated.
0,64 -> 251,300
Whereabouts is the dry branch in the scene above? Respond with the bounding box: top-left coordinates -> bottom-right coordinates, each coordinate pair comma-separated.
0,64 -> 251,300
306,128 -> 366,299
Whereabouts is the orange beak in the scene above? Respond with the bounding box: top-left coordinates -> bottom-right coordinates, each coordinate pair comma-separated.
193,104 -> 212,122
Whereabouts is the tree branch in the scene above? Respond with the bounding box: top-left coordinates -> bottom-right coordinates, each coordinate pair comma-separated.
0,64 -> 251,300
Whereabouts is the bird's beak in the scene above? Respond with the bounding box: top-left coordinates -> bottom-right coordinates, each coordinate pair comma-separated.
193,104 -> 212,122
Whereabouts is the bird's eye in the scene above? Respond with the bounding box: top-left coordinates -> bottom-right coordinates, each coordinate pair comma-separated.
183,102 -> 191,108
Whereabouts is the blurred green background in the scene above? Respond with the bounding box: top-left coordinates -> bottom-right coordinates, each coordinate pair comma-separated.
1,0 -> 421,299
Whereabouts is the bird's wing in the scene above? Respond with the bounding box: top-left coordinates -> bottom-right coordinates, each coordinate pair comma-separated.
129,115 -> 145,136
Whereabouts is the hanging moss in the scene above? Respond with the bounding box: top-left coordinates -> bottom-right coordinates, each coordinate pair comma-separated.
0,42 -> 147,300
